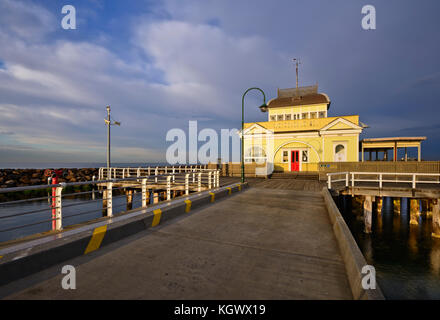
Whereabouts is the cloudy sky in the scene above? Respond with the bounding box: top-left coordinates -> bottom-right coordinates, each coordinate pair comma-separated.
0,0 -> 439,164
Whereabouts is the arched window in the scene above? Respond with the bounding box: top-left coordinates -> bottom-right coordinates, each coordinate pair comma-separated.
245,146 -> 267,164
334,144 -> 346,162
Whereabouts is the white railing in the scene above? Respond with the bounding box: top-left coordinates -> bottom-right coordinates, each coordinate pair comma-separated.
0,170 -> 220,240
98,165 -> 211,180
327,172 -> 440,189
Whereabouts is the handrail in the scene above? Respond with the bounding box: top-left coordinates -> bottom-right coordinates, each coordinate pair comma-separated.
326,171 -> 440,189
0,170 -> 221,242
98,165 -> 213,180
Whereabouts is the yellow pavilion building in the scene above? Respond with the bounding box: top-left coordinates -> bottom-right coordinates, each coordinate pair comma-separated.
242,84 -> 364,173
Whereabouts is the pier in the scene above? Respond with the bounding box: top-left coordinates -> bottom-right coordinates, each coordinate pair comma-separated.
0,175 -> 383,300
327,172 -> 440,235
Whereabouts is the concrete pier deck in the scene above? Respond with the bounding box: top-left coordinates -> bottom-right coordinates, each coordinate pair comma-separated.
2,180 -> 352,299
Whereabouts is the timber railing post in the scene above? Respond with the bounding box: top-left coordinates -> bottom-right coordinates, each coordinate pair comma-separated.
327,174 -> 331,189
208,171 -> 212,189
345,173 -> 349,187
412,174 -> 416,189
106,182 -> 113,217
351,173 -> 355,187
142,178 -> 148,208
198,172 -> 202,192
379,173 -> 383,188
185,174 -> 189,195
167,176 -> 171,200
55,186 -> 63,231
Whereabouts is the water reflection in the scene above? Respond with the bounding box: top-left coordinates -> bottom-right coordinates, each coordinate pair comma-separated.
338,195 -> 440,299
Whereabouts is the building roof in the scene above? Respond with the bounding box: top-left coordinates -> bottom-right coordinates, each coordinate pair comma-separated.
267,84 -> 331,109
361,137 -> 427,143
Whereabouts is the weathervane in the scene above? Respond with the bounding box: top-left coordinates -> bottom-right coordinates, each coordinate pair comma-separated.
292,58 -> 301,88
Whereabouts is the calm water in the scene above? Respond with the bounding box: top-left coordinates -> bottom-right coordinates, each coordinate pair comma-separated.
0,190 -> 144,242
337,196 -> 440,299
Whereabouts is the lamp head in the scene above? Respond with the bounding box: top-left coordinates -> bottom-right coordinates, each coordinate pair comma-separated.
259,103 -> 268,113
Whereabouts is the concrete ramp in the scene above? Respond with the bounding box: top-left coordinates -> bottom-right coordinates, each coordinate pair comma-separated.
4,186 -> 352,299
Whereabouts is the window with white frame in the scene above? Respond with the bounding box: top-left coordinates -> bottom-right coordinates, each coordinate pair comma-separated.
277,114 -> 284,121
334,143 -> 347,162
301,112 -> 308,119
285,114 -> 292,120
245,146 -> 267,164
318,111 -> 326,118
302,150 -> 308,162
270,115 -> 276,121
310,112 -> 317,119
282,150 -> 289,163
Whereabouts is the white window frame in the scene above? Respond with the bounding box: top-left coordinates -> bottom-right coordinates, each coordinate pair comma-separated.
333,142 -> 348,162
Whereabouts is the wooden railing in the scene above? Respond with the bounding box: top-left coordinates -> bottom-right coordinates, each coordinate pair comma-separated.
327,171 -> 440,189
319,161 -> 440,180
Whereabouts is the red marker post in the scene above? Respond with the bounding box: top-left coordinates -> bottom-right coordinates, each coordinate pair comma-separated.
45,169 -> 64,231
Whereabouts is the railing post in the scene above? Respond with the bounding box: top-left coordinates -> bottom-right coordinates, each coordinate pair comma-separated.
122,168 -> 125,179
192,172 -> 195,183
185,174 -> 189,195
327,175 -> 331,189
412,174 -> 416,189
167,176 -> 171,200
179,165 -> 181,173
142,178 -> 148,208
345,173 -> 349,187
208,171 -> 212,189
55,186 -> 63,231
198,172 -> 202,192
351,173 -> 355,187
172,166 -> 175,174
172,173 -> 175,183
148,166 -> 151,176
155,167 -> 158,183
106,182 -> 113,217
217,170 -> 220,187
137,167 -> 141,177
379,173 -> 383,188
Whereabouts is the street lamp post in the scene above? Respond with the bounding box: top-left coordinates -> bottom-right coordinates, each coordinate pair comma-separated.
241,87 -> 268,183
104,106 -> 121,178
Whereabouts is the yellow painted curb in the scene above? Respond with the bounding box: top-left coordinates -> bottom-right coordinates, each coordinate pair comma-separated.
226,187 -> 232,195
184,199 -> 192,213
209,192 -> 215,202
84,225 -> 107,255
237,184 -> 242,191
152,209 -> 162,227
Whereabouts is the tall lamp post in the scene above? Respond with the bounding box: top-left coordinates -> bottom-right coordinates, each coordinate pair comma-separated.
104,106 -> 121,178
241,87 -> 268,183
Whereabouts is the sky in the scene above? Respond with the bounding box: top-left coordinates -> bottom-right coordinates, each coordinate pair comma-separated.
0,0 -> 439,164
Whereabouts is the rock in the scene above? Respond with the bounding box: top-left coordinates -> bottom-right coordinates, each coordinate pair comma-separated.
5,180 -> 16,187
30,178 -> 41,185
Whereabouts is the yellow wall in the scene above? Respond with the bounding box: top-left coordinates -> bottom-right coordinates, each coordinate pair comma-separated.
243,120 -> 360,172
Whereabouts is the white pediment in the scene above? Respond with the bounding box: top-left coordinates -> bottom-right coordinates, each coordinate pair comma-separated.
242,123 -> 274,136
320,117 -> 362,132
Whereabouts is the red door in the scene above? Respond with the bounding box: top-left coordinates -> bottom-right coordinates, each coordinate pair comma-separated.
291,150 -> 300,171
